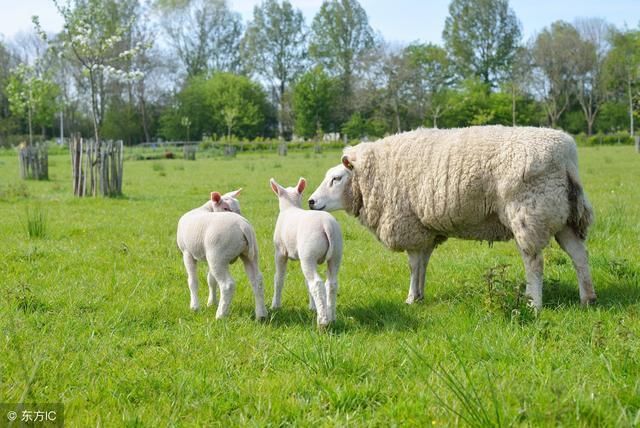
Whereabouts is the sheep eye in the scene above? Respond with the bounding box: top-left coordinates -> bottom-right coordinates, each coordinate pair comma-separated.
330,176 -> 341,186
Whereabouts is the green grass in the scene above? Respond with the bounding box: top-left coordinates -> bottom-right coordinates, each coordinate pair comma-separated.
1,147 -> 639,426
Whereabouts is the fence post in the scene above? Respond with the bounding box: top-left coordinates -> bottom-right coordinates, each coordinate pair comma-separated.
635,136 -> 639,153
278,142 -> 287,156
18,143 -> 48,180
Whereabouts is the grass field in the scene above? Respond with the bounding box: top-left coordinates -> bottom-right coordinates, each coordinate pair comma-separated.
1,145 -> 639,426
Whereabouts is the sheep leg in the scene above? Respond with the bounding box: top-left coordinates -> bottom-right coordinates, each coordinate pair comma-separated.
241,256 -> 268,320
271,252 -> 288,310
325,256 -> 340,322
301,259 -> 329,326
305,279 -> 317,311
182,252 -> 200,311
206,270 -> 218,307
555,226 -> 596,305
518,248 -> 544,310
406,250 -> 430,304
209,261 -> 236,319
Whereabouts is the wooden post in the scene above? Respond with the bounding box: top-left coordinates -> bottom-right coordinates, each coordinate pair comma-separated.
635,136 -> 639,153
18,143 -> 48,180
278,142 -> 287,156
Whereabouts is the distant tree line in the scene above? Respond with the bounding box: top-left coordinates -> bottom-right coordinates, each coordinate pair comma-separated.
0,0 -> 639,148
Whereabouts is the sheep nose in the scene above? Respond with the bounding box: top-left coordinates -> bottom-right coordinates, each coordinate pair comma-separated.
308,199 -> 315,208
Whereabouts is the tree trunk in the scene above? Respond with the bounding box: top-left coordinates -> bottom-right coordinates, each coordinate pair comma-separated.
628,75 -> 634,137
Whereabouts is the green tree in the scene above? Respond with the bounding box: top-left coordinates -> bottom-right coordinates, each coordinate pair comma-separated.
292,66 -> 337,138
38,0 -> 146,146
0,42 -> 20,146
574,18 -> 613,135
443,0 -> 522,86
160,73 -> 273,140
309,0 -> 374,120
606,28 -> 640,136
531,21 -> 582,127
404,43 -> 456,128
243,0 -> 307,138
156,0 -> 243,76
6,64 -> 59,145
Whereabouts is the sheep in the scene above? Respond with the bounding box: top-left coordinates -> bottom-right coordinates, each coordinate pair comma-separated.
176,190 -> 267,319
308,125 -> 596,310
270,177 -> 343,326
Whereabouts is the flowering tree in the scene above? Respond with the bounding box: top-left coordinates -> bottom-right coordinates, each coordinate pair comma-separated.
35,0 -> 146,147
6,64 -> 59,145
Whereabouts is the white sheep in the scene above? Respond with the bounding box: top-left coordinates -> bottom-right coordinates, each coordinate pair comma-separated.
270,177 -> 343,326
308,126 -> 596,310
176,190 -> 267,319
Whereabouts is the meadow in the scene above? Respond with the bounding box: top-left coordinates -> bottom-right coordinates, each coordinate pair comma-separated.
0,145 -> 639,426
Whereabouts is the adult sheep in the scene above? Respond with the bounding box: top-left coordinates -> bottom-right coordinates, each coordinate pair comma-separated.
308,126 -> 596,310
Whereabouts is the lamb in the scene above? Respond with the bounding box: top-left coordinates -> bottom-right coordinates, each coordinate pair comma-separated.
270,177 -> 343,326
176,190 -> 267,319
308,125 -> 596,310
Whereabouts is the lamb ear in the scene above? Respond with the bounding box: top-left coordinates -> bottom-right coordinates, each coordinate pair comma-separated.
211,192 -> 221,204
270,178 -> 281,196
227,188 -> 242,198
296,177 -> 306,194
342,154 -> 355,170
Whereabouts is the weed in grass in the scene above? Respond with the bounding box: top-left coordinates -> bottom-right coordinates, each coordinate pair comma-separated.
0,182 -> 29,199
10,283 -> 50,314
174,164 -> 185,171
404,339 -> 504,428
483,264 -> 537,324
244,163 -> 256,172
152,162 -> 164,172
273,161 -> 282,168
25,205 -> 48,239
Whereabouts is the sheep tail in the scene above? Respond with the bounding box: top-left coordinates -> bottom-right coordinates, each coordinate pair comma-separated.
566,164 -> 594,240
242,223 -> 259,261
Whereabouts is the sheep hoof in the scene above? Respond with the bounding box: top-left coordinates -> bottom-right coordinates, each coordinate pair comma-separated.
405,295 -> 423,305
581,296 -> 597,306
190,305 -> 200,311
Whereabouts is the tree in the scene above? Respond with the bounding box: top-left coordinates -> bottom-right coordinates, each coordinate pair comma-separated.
309,0 -> 374,120
0,41 -> 19,147
157,0 -> 242,77
243,0 -> 307,139
531,21 -> 582,128
404,43 -> 456,128
160,73 -> 273,140
292,66 -> 338,138
6,65 -> 59,145
606,28 -> 640,136
38,0 -> 146,146
443,0 -> 522,87
574,18 -> 613,135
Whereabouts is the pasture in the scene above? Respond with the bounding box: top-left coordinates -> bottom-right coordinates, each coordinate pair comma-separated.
1,146 -> 639,426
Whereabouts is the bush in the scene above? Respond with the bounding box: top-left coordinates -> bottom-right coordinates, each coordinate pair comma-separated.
574,131 -> 634,146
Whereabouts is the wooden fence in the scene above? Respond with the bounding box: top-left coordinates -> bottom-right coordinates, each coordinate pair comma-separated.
71,136 -> 124,197
19,144 -> 48,180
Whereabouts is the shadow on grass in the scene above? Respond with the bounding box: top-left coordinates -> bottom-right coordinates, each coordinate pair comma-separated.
266,299 -> 422,333
543,278 -> 640,309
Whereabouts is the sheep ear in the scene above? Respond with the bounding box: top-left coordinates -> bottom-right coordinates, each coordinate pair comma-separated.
342,154 -> 355,170
270,178 -> 281,196
296,177 -> 306,194
211,192 -> 221,204
227,188 -> 242,198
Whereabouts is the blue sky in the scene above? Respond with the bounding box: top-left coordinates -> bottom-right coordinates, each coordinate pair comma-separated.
0,0 -> 638,45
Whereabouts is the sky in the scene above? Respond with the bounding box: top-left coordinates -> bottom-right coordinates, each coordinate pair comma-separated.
0,0 -> 638,46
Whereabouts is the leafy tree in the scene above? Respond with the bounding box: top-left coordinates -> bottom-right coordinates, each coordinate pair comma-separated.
0,41 -> 20,147
574,18 -> 613,135
156,0 -> 242,77
606,28 -> 640,136
6,64 -> 59,145
309,0 -> 374,120
292,66 -> 338,138
404,43 -> 455,128
243,0 -> 307,138
160,73 -> 273,140
531,21 -> 582,127
38,0 -> 147,146
443,0 -> 522,86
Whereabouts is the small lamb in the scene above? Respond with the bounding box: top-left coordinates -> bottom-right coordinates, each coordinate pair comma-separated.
270,177 -> 343,326
176,190 -> 267,319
